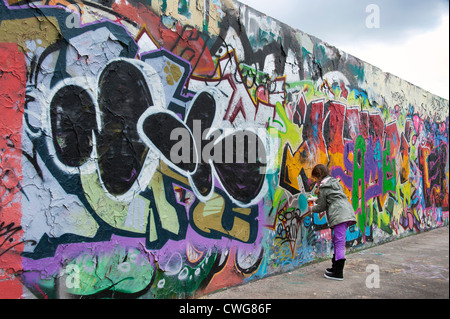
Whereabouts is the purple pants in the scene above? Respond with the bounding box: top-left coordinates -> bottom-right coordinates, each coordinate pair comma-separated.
332,222 -> 351,261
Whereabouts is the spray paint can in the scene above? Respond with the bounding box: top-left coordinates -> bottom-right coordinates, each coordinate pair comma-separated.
307,196 -> 317,208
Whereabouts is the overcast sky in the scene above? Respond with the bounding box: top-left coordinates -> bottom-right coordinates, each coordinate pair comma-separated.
237,0 -> 449,100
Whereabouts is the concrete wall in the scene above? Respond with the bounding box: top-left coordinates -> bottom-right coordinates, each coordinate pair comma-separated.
0,0 -> 448,299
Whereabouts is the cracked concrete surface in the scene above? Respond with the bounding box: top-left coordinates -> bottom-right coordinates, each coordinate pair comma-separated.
201,227 -> 449,299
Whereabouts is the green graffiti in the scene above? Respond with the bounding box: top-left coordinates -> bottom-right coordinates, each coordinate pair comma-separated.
353,135 -> 366,234
152,251 -> 219,299
63,248 -> 155,296
161,0 -> 167,12
178,0 -> 190,17
383,140 -> 396,195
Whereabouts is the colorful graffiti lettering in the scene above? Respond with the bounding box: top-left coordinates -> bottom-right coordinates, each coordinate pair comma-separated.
0,0 -> 448,299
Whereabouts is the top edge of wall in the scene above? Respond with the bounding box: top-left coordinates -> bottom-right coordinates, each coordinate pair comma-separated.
232,0 -> 449,105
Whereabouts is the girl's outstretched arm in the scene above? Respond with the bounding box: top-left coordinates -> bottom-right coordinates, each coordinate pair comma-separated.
311,191 -> 327,213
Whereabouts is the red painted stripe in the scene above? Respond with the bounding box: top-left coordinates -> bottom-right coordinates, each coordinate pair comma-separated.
0,42 -> 27,299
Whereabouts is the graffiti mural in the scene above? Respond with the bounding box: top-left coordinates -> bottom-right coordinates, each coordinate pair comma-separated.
0,0 -> 448,298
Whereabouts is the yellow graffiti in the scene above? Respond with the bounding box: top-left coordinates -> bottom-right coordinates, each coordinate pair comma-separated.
0,17 -> 61,54
192,193 -> 253,242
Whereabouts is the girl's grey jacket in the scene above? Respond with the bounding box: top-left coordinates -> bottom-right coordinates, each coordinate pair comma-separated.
311,176 -> 357,228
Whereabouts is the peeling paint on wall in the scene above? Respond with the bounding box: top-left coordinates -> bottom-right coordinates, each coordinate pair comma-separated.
0,0 -> 448,299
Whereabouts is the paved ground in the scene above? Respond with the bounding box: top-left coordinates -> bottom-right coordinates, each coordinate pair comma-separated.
201,226 -> 449,299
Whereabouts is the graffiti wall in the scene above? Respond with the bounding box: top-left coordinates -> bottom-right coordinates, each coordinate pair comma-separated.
0,0 -> 448,299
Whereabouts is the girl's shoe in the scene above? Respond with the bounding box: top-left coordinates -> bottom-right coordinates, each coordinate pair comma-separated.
324,259 -> 345,281
325,254 -> 336,275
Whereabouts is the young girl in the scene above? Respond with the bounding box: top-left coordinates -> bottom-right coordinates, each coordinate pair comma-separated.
308,164 -> 357,280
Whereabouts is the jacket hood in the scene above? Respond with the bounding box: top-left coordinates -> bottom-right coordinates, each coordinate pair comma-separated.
320,177 -> 341,191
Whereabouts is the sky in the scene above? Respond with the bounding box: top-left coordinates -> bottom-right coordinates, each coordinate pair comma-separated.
237,0 -> 449,100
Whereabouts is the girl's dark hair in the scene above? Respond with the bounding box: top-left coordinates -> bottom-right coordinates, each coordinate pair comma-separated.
311,164 -> 330,180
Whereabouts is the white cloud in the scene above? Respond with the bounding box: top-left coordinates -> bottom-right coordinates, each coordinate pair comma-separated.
340,15 -> 449,99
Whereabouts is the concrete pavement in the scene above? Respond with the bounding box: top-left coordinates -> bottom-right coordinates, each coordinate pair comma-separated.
201,226 -> 449,299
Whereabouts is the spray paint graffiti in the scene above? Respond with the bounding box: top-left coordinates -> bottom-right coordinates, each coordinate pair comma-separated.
0,0 -> 448,298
